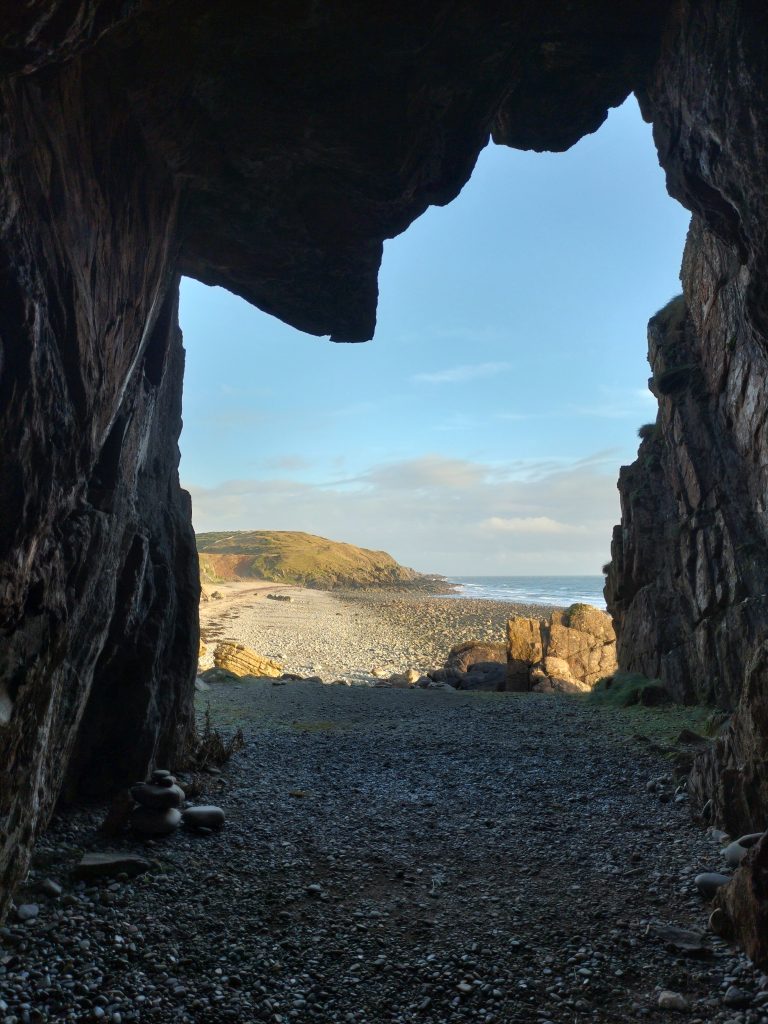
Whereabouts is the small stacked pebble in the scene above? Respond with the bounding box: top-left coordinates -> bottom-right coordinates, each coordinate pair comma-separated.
129,769 -> 226,840
129,769 -> 185,836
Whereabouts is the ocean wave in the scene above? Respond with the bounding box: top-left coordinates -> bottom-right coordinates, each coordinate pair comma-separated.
440,575 -> 607,609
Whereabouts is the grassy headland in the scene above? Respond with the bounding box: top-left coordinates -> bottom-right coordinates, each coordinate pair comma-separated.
196,530 -> 448,591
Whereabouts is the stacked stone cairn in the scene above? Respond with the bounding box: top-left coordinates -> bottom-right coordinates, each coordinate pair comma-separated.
130,769 -> 226,837
130,770 -> 185,836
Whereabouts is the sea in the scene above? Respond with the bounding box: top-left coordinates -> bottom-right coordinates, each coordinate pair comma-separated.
439,575 -> 606,610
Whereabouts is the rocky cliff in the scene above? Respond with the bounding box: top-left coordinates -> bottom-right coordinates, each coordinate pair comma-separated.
604,2 -> 768,843
3,0 -> 768,956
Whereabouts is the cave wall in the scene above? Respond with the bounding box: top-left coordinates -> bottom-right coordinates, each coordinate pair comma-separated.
605,0 -> 768,836
3,0 -> 768,941
0,0 -> 673,919
0,43 -> 198,908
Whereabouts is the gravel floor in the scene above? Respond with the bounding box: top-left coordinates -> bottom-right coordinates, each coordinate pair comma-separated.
3,682 -> 767,1024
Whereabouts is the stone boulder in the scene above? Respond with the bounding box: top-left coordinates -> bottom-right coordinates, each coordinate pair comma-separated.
429,658 -> 507,692
445,641 -> 506,673
553,603 -> 614,643
213,642 -> 282,679
547,623 -> 617,688
507,618 -> 544,664
454,662 -> 508,692
507,618 -> 545,690
536,656 -> 588,694
387,669 -> 421,689
506,605 -> 616,692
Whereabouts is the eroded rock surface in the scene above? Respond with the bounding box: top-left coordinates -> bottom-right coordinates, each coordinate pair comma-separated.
714,833 -> 768,970
507,605 -> 617,693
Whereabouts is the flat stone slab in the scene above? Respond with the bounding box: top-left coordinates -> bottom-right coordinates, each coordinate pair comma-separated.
646,921 -> 711,958
74,852 -> 152,880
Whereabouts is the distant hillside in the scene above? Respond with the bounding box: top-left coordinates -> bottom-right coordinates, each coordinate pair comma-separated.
196,530 -> 444,591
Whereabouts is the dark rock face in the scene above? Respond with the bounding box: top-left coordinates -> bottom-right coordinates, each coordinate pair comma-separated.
2,0 -> 768,963
605,2 -> 768,848
106,0 -> 670,342
714,833 -> 768,970
0,42 -> 198,907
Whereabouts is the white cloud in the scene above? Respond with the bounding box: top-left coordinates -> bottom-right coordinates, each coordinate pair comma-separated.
481,516 -> 587,535
411,361 -> 511,384
185,451 -> 620,575
365,455 -> 487,491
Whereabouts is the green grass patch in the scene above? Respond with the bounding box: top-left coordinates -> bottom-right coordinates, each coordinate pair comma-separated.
290,719 -> 341,733
590,672 -> 670,708
585,671 -> 717,750
586,701 -> 716,752
637,422 -> 657,441
653,294 -> 686,334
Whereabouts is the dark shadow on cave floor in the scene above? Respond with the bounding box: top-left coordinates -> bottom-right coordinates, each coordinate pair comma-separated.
6,683 -> 764,1023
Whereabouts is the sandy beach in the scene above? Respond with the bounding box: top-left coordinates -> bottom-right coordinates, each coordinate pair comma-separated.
199,581 -> 557,682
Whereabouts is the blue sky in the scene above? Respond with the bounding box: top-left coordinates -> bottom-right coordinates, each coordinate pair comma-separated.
179,97 -> 690,576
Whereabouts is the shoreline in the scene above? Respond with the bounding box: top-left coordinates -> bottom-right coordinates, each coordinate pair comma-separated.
199,581 -> 560,682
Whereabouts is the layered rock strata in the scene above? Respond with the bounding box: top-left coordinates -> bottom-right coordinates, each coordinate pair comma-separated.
507,606 -> 617,693
213,642 -> 282,680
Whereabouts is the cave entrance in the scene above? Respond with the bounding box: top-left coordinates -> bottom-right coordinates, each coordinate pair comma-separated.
179,96 -> 688,680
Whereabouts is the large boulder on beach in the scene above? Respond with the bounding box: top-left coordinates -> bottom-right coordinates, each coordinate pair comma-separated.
506,605 -> 616,692
536,657 -> 590,694
547,623 -> 616,688
453,662 -> 508,691
445,641 -> 506,673
553,603 -> 614,643
507,619 -> 544,664
213,642 -> 283,678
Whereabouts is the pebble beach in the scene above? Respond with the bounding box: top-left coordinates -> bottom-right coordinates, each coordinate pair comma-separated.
198,582 -> 555,681
6,583 -> 767,1023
